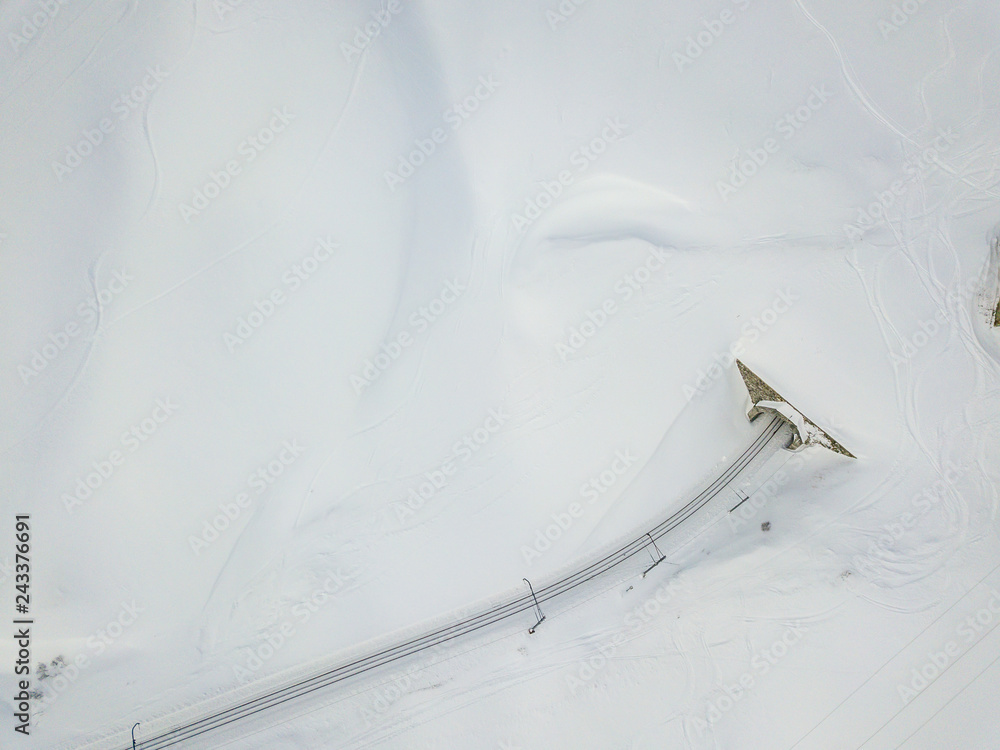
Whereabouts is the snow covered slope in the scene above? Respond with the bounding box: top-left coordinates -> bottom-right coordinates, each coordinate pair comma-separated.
1,1 -> 999,748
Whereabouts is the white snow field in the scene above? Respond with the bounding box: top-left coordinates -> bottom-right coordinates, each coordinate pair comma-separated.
2,0 -> 1000,748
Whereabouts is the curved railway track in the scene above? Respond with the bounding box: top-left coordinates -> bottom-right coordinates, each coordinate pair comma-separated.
124,416 -> 787,749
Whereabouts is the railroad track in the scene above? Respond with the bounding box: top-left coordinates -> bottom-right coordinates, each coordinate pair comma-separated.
123,416 -> 786,749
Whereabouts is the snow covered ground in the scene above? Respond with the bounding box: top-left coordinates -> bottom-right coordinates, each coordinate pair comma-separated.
2,0 -> 1000,748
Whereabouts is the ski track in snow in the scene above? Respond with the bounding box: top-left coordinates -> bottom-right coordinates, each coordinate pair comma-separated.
791,0 -> 920,147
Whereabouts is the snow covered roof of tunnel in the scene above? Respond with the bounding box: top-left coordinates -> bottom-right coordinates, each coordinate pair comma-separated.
736,359 -> 855,459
